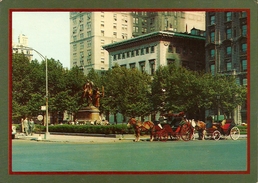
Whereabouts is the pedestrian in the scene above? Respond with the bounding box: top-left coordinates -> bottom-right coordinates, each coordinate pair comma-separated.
20,118 -> 24,133
23,117 -> 29,136
29,118 -> 35,136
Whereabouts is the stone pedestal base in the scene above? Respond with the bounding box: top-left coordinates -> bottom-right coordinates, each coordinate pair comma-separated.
76,106 -> 100,124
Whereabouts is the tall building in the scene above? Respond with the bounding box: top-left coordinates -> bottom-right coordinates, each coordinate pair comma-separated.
70,11 -> 205,75
205,11 -> 248,123
12,33 -> 33,61
69,12 -> 133,75
132,11 -> 205,37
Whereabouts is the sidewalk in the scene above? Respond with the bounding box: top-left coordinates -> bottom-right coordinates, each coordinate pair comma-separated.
13,132 -> 247,143
14,132 -> 138,143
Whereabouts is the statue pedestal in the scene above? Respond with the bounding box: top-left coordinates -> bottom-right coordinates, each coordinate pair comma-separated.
76,106 -> 100,124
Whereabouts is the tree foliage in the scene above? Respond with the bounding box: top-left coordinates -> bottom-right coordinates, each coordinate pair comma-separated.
12,53 -> 247,123
151,64 -> 247,119
101,66 -> 152,119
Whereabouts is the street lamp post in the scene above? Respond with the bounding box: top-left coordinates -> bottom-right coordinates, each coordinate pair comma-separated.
216,95 -> 220,123
20,46 -> 50,139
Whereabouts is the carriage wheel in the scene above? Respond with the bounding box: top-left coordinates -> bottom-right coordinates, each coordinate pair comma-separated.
180,125 -> 192,141
159,131 -> 168,141
230,126 -> 240,140
212,130 -> 221,141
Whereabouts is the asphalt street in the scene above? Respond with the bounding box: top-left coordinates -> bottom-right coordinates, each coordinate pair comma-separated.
11,133 -> 247,172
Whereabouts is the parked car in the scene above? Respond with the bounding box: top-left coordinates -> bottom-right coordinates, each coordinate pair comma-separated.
12,125 -> 16,139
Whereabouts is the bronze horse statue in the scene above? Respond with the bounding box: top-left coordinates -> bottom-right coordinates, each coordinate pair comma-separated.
127,118 -> 155,142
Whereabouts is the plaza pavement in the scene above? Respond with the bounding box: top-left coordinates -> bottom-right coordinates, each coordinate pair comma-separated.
13,132 -> 247,143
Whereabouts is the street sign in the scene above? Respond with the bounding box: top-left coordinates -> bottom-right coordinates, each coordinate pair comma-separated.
41,106 -> 46,111
37,115 -> 43,121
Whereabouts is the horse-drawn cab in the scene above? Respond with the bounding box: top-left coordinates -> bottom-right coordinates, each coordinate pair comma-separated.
204,118 -> 240,141
154,112 -> 193,141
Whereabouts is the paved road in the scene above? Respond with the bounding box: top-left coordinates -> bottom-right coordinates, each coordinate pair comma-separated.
11,134 -> 247,172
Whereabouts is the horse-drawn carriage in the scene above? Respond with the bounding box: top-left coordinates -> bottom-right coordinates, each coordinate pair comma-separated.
127,112 -> 193,142
194,118 -> 240,141
203,119 -> 240,141
153,112 -> 193,141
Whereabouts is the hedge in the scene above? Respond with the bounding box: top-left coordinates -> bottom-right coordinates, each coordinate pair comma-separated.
13,124 -> 247,135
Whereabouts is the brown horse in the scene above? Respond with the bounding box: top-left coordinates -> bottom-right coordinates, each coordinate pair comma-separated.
191,120 -> 206,140
127,118 -> 155,142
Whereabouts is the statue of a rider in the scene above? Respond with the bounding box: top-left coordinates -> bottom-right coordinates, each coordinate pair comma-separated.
82,80 -> 104,108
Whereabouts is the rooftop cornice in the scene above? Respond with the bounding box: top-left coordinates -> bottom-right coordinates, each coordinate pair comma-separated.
103,31 -> 205,50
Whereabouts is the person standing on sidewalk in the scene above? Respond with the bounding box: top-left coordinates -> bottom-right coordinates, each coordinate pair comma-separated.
29,118 -> 35,136
20,118 -> 24,133
23,118 -> 29,136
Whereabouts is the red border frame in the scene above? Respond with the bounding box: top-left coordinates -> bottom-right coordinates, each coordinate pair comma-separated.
8,8 -> 251,175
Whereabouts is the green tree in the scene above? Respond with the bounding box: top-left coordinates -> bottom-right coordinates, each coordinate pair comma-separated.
12,53 -> 34,120
101,66 -> 152,122
151,63 -> 247,120
65,66 -> 86,116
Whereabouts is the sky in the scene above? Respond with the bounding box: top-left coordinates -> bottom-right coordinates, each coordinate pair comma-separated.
12,12 -> 71,68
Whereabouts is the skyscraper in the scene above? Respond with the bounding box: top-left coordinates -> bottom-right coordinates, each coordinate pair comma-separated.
70,11 -> 206,75
70,12 -> 133,75
205,11 -> 248,123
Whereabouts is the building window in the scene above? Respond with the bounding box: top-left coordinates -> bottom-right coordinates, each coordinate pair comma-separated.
226,46 -> 231,55
122,53 -> 125,59
139,61 -> 145,72
167,59 -> 175,65
73,35 -> 77,41
133,26 -> 139,33
241,59 -> 247,71
80,51 -> 84,58
241,24 -> 247,36
80,33 -> 84,39
73,18 -> 77,25
131,50 -> 135,57
241,43 -> 247,52
226,62 -> 232,71
210,49 -> 215,58
80,42 -> 84,49
149,60 -> 155,75
168,45 -> 173,53
242,78 -> 247,86
226,12 -> 232,21
226,28 -> 232,39
210,31 -> 215,42
141,48 -> 144,55
113,14 -> 117,21
127,52 -> 130,58
87,31 -> 91,37
135,49 -> 139,56
210,64 -> 215,75
80,24 -> 84,31
146,47 -> 149,54
113,23 -> 117,29
130,63 -> 136,69
113,55 -> 117,61
150,46 -> 155,53
133,18 -> 139,24
80,15 -> 83,22
87,22 -> 91,29
241,11 -> 247,18
73,27 -> 77,34
73,44 -> 77,52
101,30 -> 104,36
113,32 -> 117,38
